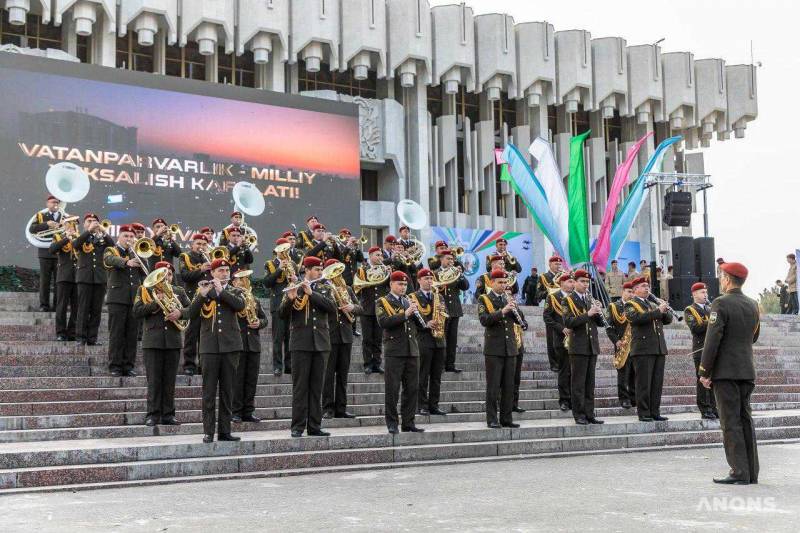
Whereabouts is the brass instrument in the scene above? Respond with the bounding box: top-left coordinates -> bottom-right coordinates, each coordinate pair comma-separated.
404,239 -> 426,265
612,321 -> 632,370
353,263 -> 392,294
100,219 -> 112,232
431,266 -> 461,290
274,242 -> 297,281
168,224 -> 181,240
502,250 -> 517,265
210,246 -> 230,261
244,234 -> 258,248
357,234 -> 368,245
506,272 -> 517,289
448,246 -> 465,258
132,237 -> 155,273
322,262 -> 355,322
143,267 -> 188,331
33,214 -> 81,239
430,286 -> 448,339
234,269 -> 259,325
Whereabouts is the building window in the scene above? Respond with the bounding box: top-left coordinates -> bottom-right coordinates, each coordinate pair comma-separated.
515,194 -> 525,218
427,85 -> 443,120
1,11 -> 61,50
218,48 -> 256,87
458,176 -> 467,214
459,86 -> 479,126
478,191 -> 486,216
547,105 -> 557,138
606,110 -> 622,148
493,93 -> 517,131
116,32 -> 155,72
361,169 -> 378,201
298,60 -> 377,98
165,41 -> 206,80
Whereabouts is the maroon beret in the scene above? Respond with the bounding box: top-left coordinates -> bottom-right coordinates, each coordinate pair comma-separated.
131,222 -> 145,231
384,235 -> 397,243
227,227 -> 241,235
398,225 -> 410,232
199,226 -> 213,233
275,238 -> 289,245
417,268 -> 433,279
368,246 -> 381,254
210,258 -> 230,270
84,212 -> 98,222
118,224 -> 134,234
339,228 -> 351,236
622,281 -> 634,290
434,240 -> 447,248
191,233 -> 208,242
306,215 -> 318,222
549,255 -> 563,264
312,223 -> 326,231
691,282 -> 706,292
630,276 -> 649,287
496,238 -> 508,245
324,259 -> 340,268
154,261 -> 173,271
281,231 -> 294,238
557,272 -> 574,284
303,256 -> 323,268
720,262 -> 748,280
47,195 -> 59,202
152,218 -> 166,226
439,250 -> 453,257
490,269 -> 507,280
230,211 -> 242,218
488,254 -> 504,264
390,271 -> 408,282
573,269 -> 591,280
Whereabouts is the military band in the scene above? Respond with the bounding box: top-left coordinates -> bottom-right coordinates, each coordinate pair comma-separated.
542,271 -> 574,412
537,255 -> 564,372
49,220 -> 79,341
684,282 -> 718,420
356,247 -> 390,374
436,250 -> 469,373
410,269 -> 447,416
231,270 -> 268,423
179,233 -> 213,375
147,218 -> 182,271
264,237 -> 296,376
74,213 -> 114,346
605,281 -> 636,409
29,195 -> 63,311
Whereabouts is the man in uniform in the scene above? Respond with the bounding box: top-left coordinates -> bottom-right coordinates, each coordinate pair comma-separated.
391,239 -> 419,291
543,272 -> 575,411
304,223 -> 341,263
537,255 -> 563,372
604,260 -> 625,302
322,259 -> 362,420
49,220 -> 79,341
224,227 -> 254,275
475,255 -> 519,298
148,218 -> 182,271
605,281 -> 636,409
427,240 -> 449,270
74,214 -> 114,346
563,269 -> 605,425
699,261 -> 761,485
133,261 -> 190,425
626,261 -> 639,279
297,215 -> 319,252
231,270 -> 268,424
484,238 -> 522,275
625,276 -> 672,422
29,195 -> 63,311
397,225 -> 413,248
436,250 -> 469,373
376,271 -> 425,434
785,253 -> 798,314
338,228 -> 364,337
179,233 -> 213,375
264,237 -> 297,376
279,256 -> 338,438
382,235 -> 396,262
356,246 -> 390,374
199,226 -> 215,245
684,282 -> 718,420
188,258 -> 245,443
409,268 -> 447,416
522,267 -> 539,306
477,270 -> 525,429
218,211 -> 245,247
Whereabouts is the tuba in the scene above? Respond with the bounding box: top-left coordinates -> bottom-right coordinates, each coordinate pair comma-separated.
26,162 -> 91,248
143,267 -> 188,330
322,262 -> 355,322
234,270 -> 259,325
353,263 -> 391,294
274,242 -> 297,280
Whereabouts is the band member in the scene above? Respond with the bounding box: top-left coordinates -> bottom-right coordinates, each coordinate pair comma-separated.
218,211 -> 244,246
279,256 -> 338,438
543,272 -> 574,411
231,270 -> 268,423
475,255 -> 507,297
563,270 -> 605,425
625,276 -> 673,422
409,268 -> 447,416
338,228 -> 364,286
148,218 -> 182,271
699,262 -> 761,485
397,225 -> 413,248
280,231 -> 304,264
436,250 -> 469,373
391,239 -> 418,290
103,224 -> 145,377
188,258 -> 244,443
478,270 -> 525,429
322,259 -> 362,419
427,240 -> 449,270
509,278 -> 527,415
357,246 -> 390,374
604,260 -> 626,302
537,255 -> 563,372
606,281 -> 636,409
264,237 -> 297,376
74,213 -> 114,346
382,235 -> 396,261
224,227 -> 254,275
179,233 -> 213,375
29,195 -> 62,311
685,282 -> 719,420
305,223 -> 342,263
376,271 -> 424,434
132,262 -> 190,426
484,238 -> 521,274
49,220 -> 79,341
297,215 -> 319,251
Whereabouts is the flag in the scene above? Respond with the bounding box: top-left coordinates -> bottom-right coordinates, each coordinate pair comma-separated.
528,137 -> 570,263
568,130 -> 591,264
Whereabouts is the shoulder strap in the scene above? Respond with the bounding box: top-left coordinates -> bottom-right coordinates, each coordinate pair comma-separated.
548,294 -> 563,315
565,295 -> 583,316
479,294 -> 496,313
266,260 -> 276,273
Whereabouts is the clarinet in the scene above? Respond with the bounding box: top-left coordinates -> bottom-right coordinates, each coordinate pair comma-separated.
647,293 -> 683,322
504,292 -> 528,330
402,296 -> 428,329
587,293 -> 610,329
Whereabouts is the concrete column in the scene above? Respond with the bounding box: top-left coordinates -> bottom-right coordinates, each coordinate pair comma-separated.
401,80 -> 431,244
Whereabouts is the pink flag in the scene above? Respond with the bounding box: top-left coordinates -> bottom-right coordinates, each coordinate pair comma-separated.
494,148 -> 506,165
591,132 -> 653,271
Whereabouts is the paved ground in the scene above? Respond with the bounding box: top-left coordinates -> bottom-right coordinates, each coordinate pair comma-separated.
2,442 -> 798,532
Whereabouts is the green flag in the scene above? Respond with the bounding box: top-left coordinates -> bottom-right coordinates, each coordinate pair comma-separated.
568,130 -> 591,263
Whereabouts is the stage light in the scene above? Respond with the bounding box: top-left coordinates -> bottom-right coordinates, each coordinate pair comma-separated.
195,22 -> 218,56
134,12 -> 158,47
6,0 -> 30,26
73,1 -> 97,37
251,33 -> 272,64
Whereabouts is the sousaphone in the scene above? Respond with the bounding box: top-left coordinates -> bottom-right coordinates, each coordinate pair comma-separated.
25,162 -> 90,248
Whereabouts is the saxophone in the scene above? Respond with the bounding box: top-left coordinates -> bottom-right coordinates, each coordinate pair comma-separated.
611,301 -> 632,369
234,270 -> 259,324
323,262 -> 355,322
430,287 -> 448,339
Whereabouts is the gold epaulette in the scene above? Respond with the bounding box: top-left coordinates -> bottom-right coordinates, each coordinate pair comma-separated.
479,294 -> 495,314
548,294 -> 563,316
609,302 -> 627,325
626,299 -> 646,314
685,305 -> 705,325
378,296 -> 396,316
565,295 -> 584,316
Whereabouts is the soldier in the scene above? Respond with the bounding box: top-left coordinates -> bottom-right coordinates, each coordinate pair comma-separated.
218,211 -> 245,247
148,218 -> 182,271
29,195 -> 63,311
356,246 -> 390,374
103,224 -> 145,377
397,225 -> 413,248
606,281 -> 636,409
49,220 -> 79,341
74,213 -> 114,346
179,233 -> 213,375
131,222 -> 146,241
264,237 -> 298,376
224,227 -> 254,275
188,258 -> 245,443
625,276 -> 673,422
522,267 -> 539,306
409,268 -> 447,416
376,271 -> 425,434
338,228 -> 364,337
427,240 -> 449,271
382,235 -> 396,262
281,230 -> 305,264
132,262 -> 190,426
297,215 -> 319,252
477,269 -> 525,429
626,261 -> 639,279
537,255 -> 563,372
484,238 -> 522,275
475,255 -> 517,298
563,269 -> 605,425
279,256 -> 338,438
435,250 -> 469,373
785,253 -> 798,314
684,282 -> 719,420
322,259 -> 362,420
199,226 -> 215,246
699,262 -> 761,485
604,260 -> 626,302
304,223 -> 341,263
543,272 -> 575,411
231,270 -> 268,424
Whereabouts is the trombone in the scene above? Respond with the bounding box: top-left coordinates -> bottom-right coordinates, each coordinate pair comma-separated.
132,237 -> 155,273
34,213 -> 81,239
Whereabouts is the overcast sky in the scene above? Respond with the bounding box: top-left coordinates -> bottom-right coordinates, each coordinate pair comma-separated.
430,0 -> 796,297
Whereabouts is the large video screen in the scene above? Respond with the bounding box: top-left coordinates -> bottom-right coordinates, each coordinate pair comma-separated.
0,53 -> 360,275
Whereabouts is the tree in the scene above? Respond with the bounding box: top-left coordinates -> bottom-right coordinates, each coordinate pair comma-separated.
758,287 -> 780,315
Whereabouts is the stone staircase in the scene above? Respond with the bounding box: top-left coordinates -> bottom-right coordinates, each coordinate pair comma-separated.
0,292 -> 799,493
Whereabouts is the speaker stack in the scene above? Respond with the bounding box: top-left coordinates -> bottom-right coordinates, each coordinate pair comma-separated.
668,235 -> 718,309
663,191 -> 692,227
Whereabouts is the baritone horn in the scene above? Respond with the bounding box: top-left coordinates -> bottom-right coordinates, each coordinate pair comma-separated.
132,237 -> 155,273
210,246 -> 230,261
143,267 -> 188,331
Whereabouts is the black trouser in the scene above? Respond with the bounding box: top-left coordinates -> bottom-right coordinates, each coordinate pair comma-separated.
444,317 -> 459,369
55,281 -> 76,338
323,342 -> 352,415
485,355 -> 515,426
714,379 -> 759,483
616,357 -> 636,405
291,350 -> 327,434
360,314 -> 382,370
38,257 -> 57,309
694,354 -> 718,415
570,354 -> 597,420
788,292 -> 799,314
633,354 -> 665,419
271,311 -> 291,372
384,356 -> 418,429
554,346 -> 571,405
143,348 -> 179,421
513,350 -> 524,409
418,345 -> 445,411
201,351 -> 238,436
76,283 -> 105,343
107,303 -> 139,373
182,317 -> 201,372
545,328 -> 558,371
233,349 -> 261,417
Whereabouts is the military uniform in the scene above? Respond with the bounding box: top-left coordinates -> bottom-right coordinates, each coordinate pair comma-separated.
226,243 -> 254,276
103,245 -> 145,374
74,230 -> 114,344
132,283 -> 190,422
49,233 -> 78,340
304,239 -> 341,263
625,296 -> 673,420
537,269 -> 561,371
188,284 -> 246,437
179,250 -> 211,373
217,225 -> 243,247
484,252 -> 522,274
278,283 -> 337,435
685,302 -> 718,417
390,257 -> 419,291
699,288 -> 761,483
478,290 -> 524,426
323,286 -> 363,417
264,256 -> 293,374
376,293 -> 422,430
435,269 -> 469,372
563,292 -> 604,422
147,236 -> 182,272
233,297 -> 268,419
475,272 -> 518,298
542,291 -> 571,407
605,269 -> 626,301
409,288 -> 446,413
340,247 -> 364,286
605,300 -> 635,406
28,209 -> 60,309
356,264 -> 390,372
297,229 -> 315,252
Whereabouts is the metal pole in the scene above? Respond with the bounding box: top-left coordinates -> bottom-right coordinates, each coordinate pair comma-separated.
702,188 -> 709,238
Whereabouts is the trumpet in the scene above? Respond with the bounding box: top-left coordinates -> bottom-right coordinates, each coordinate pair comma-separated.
647,293 -> 683,322
200,244 -> 212,264
167,224 -> 181,240
449,245 -> 465,258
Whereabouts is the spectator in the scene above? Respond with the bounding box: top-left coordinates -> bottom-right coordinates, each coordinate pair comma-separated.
626,261 -> 639,278
522,267 -> 540,306
605,260 -> 625,301
776,280 -> 789,314
716,257 -> 725,278
786,253 -> 798,314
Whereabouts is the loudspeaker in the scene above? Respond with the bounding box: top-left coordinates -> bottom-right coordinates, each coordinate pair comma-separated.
663,191 -> 692,226
668,276 -> 698,310
694,237 -> 716,280
671,236 -> 696,277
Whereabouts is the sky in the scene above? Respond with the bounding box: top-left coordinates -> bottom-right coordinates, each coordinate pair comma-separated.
429,0 -> 797,297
